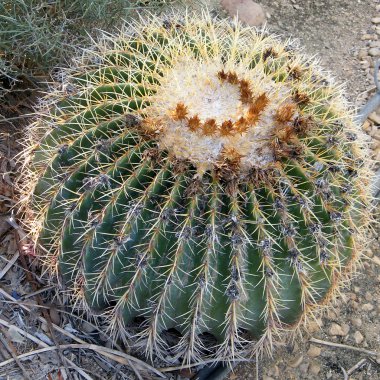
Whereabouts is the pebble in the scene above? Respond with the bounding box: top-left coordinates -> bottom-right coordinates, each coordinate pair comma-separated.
329,323 -> 349,336
369,112 -> 380,125
351,317 -> 363,328
360,60 -> 370,69
371,17 -> 380,24
309,362 -> 321,375
368,47 -> 380,56
362,303 -> 374,311
358,49 -> 368,59
307,345 -> 321,358
362,120 -> 372,132
342,323 -> 350,336
221,0 -> 266,26
361,34 -> 373,40
267,365 -> 280,378
308,319 -> 323,333
289,354 -> 303,368
353,331 -> 364,344
373,256 -> 380,266
365,292 -> 373,302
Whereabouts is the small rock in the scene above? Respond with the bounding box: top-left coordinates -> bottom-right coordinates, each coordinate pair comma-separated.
365,292 -> 373,302
373,255 -> 380,266
360,60 -> 370,69
289,354 -> 303,368
221,0 -> 266,26
262,376 -> 274,380
361,34 -> 373,40
267,365 -> 280,378
358,49 -> 368,59
326,309 -> 338,319
368,47 -> 380,57
308,319 -> 323,333
307,345 -> 321,358
341,323 -> 350,336
369,112 -> 380,125
309,363 -> 321,375
362,303 -> 374,311
372,17 -> 380,24
354,331 -> 364,344
362,120 -> 371,132
329,323 -> 345,336
351,317 -> 362,328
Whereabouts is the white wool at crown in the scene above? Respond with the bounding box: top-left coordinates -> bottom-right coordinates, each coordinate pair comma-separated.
147,56 -> 295,174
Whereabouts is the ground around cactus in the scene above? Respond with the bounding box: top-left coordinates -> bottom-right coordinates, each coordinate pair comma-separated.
0,0 -> 379,379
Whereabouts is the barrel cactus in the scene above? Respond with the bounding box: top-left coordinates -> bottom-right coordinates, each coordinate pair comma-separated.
22,11 -> 372,364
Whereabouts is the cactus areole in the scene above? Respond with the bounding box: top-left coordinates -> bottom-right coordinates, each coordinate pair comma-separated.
23,12 -> 371,364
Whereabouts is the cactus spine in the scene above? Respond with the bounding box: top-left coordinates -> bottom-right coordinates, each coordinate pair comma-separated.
22,11 -> 372,364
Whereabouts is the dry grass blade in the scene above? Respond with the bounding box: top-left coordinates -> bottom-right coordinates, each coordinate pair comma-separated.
0,250 -> 19,280
309,337 -> 379,357
0,289 -> 153,379
0,318 -> 49,348
347,358 -> 367,376
0,332 -> 28,379
0,319 -> 93,380
0,343 -> 167,378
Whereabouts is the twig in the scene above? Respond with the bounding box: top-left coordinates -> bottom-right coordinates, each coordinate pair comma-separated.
347,358 -> 367,376
0,343 -> 166,378
159,358 -> 251,372
0,318 -> 49,348
340,366 -> 348,380
256,350 -> 259,380
0,319 -> 93,380
0,250 -> 19,280
0,288 -> 87,345
0,289 -> 120,349
0,332 -> 29,379
21,285 -> 55,299
0,336 -> 10,361
9,217 -> 74,380
310,337 -> 378,357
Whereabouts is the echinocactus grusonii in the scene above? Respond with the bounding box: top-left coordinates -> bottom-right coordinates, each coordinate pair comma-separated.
20,11 -> 372,365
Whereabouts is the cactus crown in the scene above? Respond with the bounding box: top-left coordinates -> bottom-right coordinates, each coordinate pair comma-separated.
22,11 -> 372,364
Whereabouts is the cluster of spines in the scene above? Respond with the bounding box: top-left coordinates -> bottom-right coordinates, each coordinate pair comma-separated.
170,70 -> 270,137
19,12 -> 372,365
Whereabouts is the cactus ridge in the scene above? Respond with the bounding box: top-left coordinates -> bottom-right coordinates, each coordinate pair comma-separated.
21,11 -> 372,363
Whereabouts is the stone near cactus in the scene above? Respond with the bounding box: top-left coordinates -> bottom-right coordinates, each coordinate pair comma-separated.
21,11 -> 372,364
221,0 -> 266,26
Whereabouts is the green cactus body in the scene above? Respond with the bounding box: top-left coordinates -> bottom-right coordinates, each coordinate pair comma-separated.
23,12 -> 371,363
